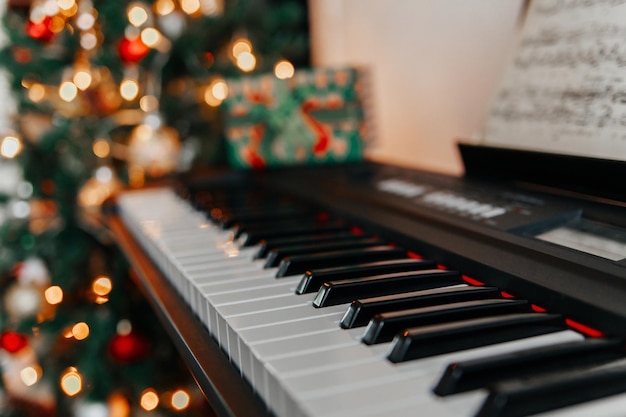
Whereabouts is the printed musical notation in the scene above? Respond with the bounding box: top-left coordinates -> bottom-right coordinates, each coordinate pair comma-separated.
484,0 -> 626,161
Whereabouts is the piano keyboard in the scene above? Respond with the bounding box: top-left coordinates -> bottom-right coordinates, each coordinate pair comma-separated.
116,169 -> 626,417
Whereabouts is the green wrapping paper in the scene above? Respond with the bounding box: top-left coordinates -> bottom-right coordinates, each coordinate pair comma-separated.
223,67 -> 373,169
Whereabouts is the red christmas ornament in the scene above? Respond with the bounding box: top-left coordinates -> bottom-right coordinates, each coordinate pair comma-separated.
0,331 -> 29,353
118,37 -> 150,64
26,17 -> 55,42
108,332 -> 150,362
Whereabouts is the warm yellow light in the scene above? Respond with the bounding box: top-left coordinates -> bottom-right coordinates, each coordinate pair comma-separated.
139,95 -> 159,112
94,296 -> 109,304
128,5 -> 149,27
274,60 -> 295,80
73,71 -> 92,90
57,0 -> 76,11
180,0 -> 200,14
211,80 -> 228,100
1,135 -> 23,159
133,124 -> 153,141
59,81 -> 78,102
50,15 -> 65,33
232,39 -> 252,58
109,392 -> 131,417
200,0 -> 222,16
60,368 -> 82,396
28,83 -> 46,103
80,32 -> 98,50
92,138 -> 111,158
72,322 -> 90,340
20,366 -> 40,387
204,78 -> 228,107
59,2 -> 78,17
140,389 -> 159,411
236,52 -> 256,72
76,12 -> 95,30
140,28 -> 161,47
63,328 -> 74,338
92,276 -> 112,296
44,285 -> 63,305
155,0 -> 175,16
171,390 -> 190,410
120,79 -> 139,101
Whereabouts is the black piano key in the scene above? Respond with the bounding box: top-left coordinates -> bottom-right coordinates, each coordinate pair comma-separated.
276,245 -> 407,278
296,258 -> 437,295
255,232 -> 365,259
434,338 -> 626,396
264,237 -> 383,268
340,285 -> 501,329
387,313 -> 565,363
239,221 -> 348,247
362,299 -> 530,345
200,197 -> 299,225
233,217 -> 332,239
476,360 -> 626,417
312,269 -> 462,308
220,207 -> 314,229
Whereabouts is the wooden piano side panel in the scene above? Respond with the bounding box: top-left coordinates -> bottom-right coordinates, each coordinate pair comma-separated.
108,214 -> 270,417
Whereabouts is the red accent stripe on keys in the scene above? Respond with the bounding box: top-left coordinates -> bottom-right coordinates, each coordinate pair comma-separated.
407,251 -> 423,259
531,304 -> 547,313
462,275 -> 484,286
500,291 -> 515,299
351,226 -> 364,235
565,318 -> 605,338
316,212 -> 330,222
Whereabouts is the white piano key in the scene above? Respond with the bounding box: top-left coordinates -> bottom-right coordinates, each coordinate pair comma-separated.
291,332 -> 583,417
534,392 -> 626,417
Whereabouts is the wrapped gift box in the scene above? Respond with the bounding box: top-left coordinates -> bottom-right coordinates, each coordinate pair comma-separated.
222,67 -> 373,169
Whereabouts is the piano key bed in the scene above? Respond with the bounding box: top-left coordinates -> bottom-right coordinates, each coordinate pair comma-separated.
112,172 -> 626,417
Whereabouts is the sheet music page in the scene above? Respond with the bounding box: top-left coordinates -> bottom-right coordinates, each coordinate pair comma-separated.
483,0 -> 626,161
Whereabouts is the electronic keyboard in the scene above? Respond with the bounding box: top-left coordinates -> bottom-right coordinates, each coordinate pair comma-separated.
113,160 -> 626,417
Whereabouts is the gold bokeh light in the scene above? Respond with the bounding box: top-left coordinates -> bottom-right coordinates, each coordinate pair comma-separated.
171,389 -> 190,410
236,52 -> 256,72
73,70 -> 92,90
92,276 -> 112,296
72,322 -> 90,340
232,39 -> 252,58
141,28 -> 161,47
180,0 -> 200,15
92,138 -> 111,158
60,367 -> 82,396
59,81 -> 78,102
120,79 -> 139,101
155,0 -> 175,16
20,366 -> 40,387
140,389 -> 159,411
45,285 -> 64,305
274,60 -> 295,80
1,135 -> 23,159
128,5 -> 149,27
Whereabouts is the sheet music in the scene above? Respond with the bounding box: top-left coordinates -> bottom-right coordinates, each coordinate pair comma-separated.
483,0 -> 626,161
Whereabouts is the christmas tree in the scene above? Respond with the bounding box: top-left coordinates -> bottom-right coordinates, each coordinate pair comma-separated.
0,0 -> 309,415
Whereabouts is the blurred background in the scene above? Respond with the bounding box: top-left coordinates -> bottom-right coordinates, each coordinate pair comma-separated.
0,1 -> 525,416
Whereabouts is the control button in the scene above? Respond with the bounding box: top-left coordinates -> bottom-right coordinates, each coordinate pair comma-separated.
481,207 -> 507,219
